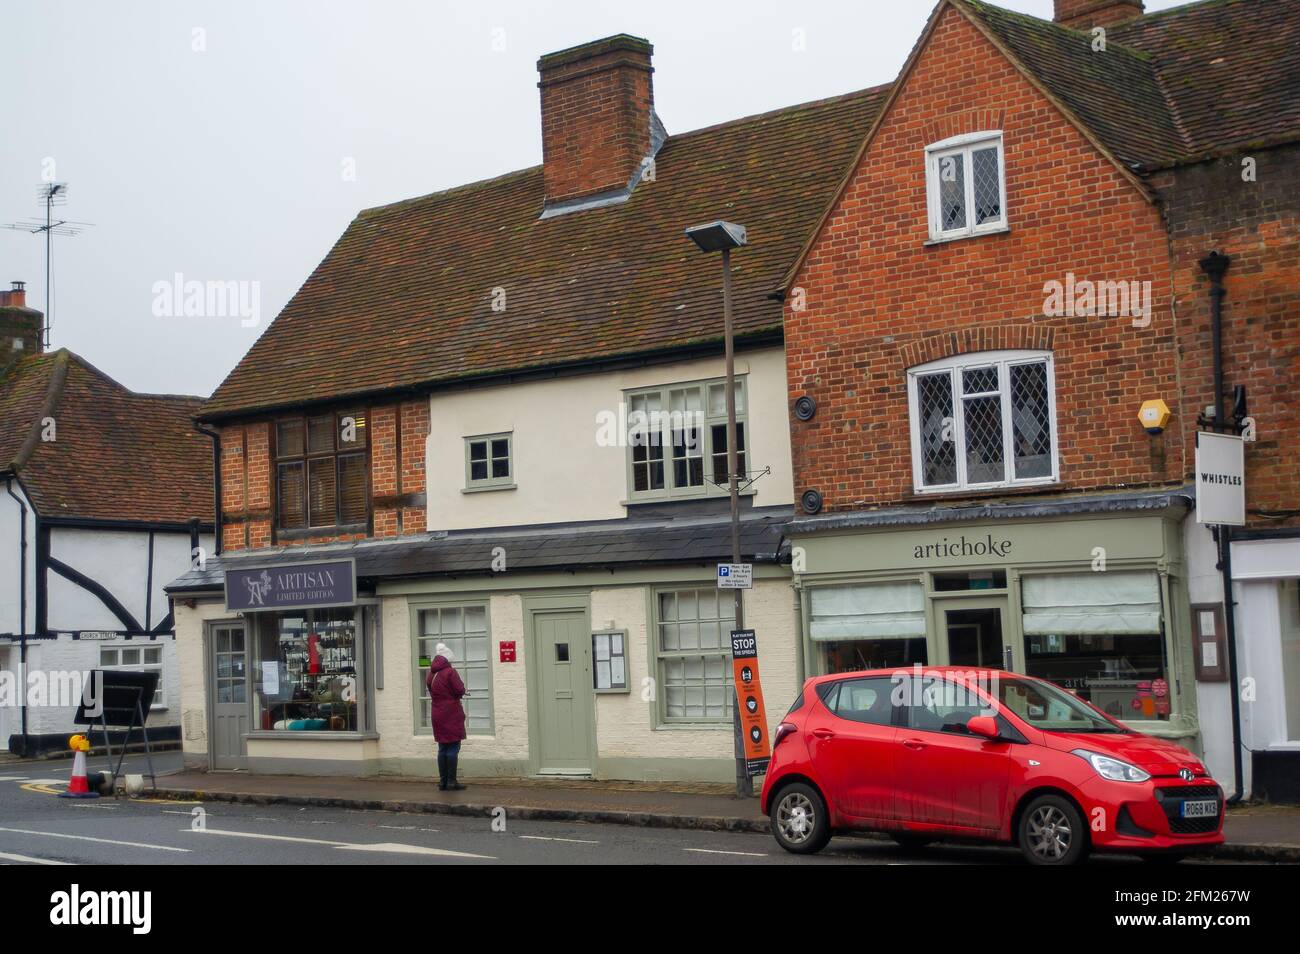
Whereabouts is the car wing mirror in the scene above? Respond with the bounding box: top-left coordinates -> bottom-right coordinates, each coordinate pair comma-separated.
966,715 -> 1000,739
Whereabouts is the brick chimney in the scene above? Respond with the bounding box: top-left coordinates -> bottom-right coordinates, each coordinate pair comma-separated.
537,34 -> 663,215
1054,0 -> 1144,29
0,281 -> 44,357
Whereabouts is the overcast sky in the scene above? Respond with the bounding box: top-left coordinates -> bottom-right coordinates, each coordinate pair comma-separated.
3,0 -> 1186,397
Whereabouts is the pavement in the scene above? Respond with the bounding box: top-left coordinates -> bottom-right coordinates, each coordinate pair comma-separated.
131,765 -> 1300,863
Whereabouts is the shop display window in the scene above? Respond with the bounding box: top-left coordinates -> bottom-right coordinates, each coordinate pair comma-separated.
255,608 -> 360,731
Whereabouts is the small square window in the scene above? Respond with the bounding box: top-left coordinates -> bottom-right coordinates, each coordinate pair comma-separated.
926,133 -> 1006,242
464,433 -> 514,491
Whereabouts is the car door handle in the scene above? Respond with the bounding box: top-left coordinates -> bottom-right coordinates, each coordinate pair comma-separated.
812,728 -> 836,740
902,738 -> 927,751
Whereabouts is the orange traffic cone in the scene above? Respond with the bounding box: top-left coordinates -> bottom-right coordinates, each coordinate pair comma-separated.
59,734 -> 99,800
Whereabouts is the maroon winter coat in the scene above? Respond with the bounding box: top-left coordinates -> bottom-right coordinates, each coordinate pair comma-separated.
426,655 -> 467,743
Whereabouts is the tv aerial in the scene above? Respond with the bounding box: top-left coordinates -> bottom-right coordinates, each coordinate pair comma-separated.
3,182 -> 94,347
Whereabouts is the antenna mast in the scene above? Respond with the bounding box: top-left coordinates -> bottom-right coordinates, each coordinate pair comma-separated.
2,182 -> 92,347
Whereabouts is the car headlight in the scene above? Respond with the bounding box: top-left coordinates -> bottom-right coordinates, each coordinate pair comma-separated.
1071,749 -> 1151,783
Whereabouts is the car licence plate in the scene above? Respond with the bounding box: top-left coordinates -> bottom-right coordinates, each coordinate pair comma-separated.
1181,799 -> 1218,818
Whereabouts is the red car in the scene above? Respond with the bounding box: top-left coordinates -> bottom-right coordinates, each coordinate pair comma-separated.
760,667 -> 1224,864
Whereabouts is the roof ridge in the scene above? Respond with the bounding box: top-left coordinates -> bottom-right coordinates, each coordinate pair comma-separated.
955,0 -> 1155,61
8,349 -> 70,473
1115,0 -> 1252,29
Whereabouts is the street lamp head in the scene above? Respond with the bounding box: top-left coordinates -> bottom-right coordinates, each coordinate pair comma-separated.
685,220 -> 747,253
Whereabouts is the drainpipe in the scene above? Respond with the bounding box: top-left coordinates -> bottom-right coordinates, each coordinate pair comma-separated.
5,478 -> 30,754
1200,250 -> 1244,804
193,422 -> 222,556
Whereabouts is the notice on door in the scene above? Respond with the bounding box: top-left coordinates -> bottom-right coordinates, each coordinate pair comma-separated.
730,629 -> 771,776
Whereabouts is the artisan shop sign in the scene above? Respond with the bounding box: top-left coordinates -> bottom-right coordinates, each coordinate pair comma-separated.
225,558 -> 356,612
913,533 -> 1013,561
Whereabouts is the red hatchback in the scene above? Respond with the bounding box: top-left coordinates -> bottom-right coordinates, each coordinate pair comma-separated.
760,667 -> 1225,864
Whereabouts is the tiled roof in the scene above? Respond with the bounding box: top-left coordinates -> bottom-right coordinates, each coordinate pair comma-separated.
200,86 -> 889,420
0,350 -> 214,524
165,507 -> 791,592
961,0 -> 1300,168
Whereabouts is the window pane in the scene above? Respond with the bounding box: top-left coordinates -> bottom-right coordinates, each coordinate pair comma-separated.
469,440 -> 487,462
100,649 -> 118,666
470,460 -> 488,481
144,647 -> 162,664
308,457 -> 337,527
917,371 -> 957,486
307,415 -> 334,453
1011,362 -> 1052,479
490,438 -> 509,459
972,146 -> 1002,225
339,411 -> 367,448
963,395 -> 1006,483
710,423 -> 747,485
672,425 -> 703,488
832,677 -> 898,726
277,461 -> 306,529
338,453 -> 367,524
937,152 -> 966,230
276,419 -> 304,459
491,457 -> 510,479
962,366 -> 999,395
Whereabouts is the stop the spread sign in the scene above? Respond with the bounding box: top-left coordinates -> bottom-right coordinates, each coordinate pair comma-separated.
730,629 -> 771,776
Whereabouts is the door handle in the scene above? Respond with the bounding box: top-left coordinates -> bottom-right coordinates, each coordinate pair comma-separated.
902,738 -> 927,751
812,728 -> 836,740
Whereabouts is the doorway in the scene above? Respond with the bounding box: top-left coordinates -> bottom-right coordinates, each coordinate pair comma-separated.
528,606 -> 595,775
208,621 -> 248,770
939,598 -> 1009,669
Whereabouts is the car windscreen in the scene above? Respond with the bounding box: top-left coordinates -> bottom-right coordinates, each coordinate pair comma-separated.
997,677 -> 1127,733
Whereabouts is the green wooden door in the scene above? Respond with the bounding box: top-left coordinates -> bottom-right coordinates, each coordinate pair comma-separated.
533,610 -> 595,774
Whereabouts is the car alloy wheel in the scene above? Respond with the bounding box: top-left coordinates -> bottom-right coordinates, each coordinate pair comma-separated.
769,781 -> 831,854
1027,804 -> 1073,861
777,791 -> 815,844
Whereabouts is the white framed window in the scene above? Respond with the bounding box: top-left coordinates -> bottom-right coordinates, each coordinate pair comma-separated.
654,587 -> 735,724
925,132 -> 1006,241
464,432 -> 513,491
415,604 -> 493,734
907,350 -> 1057,492
625,377 -> 747,500
99,643 -> 165,709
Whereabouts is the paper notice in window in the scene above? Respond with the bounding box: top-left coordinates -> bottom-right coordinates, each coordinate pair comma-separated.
263,661 -> 279,696
1199,610 -> 1216,635
611,656 -> 625,687
1201,641 -> 1218,669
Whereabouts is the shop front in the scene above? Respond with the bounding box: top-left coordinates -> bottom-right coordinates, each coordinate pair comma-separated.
791,493 -> 1202,750
200,557 -> 384,774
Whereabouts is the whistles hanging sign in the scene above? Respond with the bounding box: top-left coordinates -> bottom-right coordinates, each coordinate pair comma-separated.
730,629 -> 771,776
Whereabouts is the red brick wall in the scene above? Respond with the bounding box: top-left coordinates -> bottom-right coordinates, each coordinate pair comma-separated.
1153,144 -> 1300,529
784,5 -> 1181,513
219,398 -> 430,550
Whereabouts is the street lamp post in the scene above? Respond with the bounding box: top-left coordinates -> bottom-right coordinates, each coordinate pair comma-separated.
685,220 -> 750,797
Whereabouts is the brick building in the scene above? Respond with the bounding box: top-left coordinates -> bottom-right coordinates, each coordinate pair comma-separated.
781,0 -> 1299,798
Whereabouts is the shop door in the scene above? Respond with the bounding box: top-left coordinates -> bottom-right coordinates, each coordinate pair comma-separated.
209,622 -> 249,770
533,610 -> 595,775
939,598 -> 1010,670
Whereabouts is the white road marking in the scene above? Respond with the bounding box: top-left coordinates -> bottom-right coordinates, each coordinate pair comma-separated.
0,776 -> 31,782
518,835 -> 599,845
0,850 -> 72,865
379,825 -> 441,833
22,779 -> 67,786
682,847 -> 768,857
0,827 -> 189,852
185,828 -> 493,859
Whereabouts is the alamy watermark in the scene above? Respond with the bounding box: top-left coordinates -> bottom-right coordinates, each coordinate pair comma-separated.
152,273 -> 261,327
1043,271 -> 1152,328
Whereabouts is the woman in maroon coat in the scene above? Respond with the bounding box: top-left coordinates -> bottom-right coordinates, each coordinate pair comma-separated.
426,643 -> 468,791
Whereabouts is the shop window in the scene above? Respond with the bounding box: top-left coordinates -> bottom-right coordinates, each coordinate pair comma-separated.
656,588 -> 735,722
592,631 -> 628,691
908,351 -> 1057,492
925,132 -> 1006,241
932,569 -> 1007,592
1021,571 -> 1170,721
254,608 -> 360,731
627,378 -> 747,501
99,643 -> 165,708
275,411 -> 368,532
416,605 -> 492,734
464,433 -> 513,491
1280,580 -> 1300,742
810,582 -> 928,674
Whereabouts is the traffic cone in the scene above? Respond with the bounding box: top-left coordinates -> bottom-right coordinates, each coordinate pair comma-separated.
59,735 -> 99,800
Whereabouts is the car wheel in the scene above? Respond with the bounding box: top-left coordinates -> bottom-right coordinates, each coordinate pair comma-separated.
890,832 -> 933,850
1018,794 -> 1088,866
770,782 -> 831,855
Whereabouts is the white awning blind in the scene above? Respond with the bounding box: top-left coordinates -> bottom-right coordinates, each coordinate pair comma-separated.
1021,571 -> 1161,635
809,582 -> 926,641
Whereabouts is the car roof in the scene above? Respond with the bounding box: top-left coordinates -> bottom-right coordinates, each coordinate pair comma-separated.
807,666 -> 1021,685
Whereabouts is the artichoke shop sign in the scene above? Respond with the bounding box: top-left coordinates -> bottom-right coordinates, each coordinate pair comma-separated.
1195,432 -> 1245,526
225,558 -> 357,612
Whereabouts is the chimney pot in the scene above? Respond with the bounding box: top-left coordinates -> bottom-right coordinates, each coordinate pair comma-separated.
1053,0 -> 1144,29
